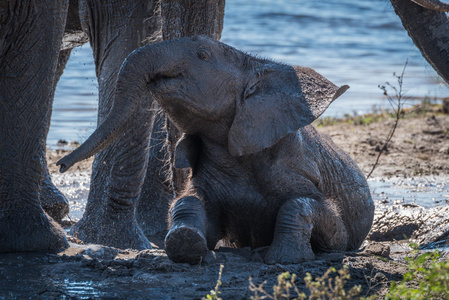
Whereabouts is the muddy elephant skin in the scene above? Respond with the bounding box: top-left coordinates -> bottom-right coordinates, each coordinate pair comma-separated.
58,36 -> 374,264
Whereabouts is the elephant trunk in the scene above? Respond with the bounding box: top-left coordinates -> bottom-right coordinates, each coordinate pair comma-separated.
410,0 -> 449,12
391,0 -> 449,84
57,44 -> 168,173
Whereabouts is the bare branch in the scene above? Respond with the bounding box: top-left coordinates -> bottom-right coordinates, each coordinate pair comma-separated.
367,60 -> 408,179
410,0 -> 449,12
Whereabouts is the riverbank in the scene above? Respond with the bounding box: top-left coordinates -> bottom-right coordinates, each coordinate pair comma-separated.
16,105 -> 447,299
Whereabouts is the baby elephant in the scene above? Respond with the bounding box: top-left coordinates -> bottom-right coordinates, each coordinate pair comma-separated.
58,36 -> 374,264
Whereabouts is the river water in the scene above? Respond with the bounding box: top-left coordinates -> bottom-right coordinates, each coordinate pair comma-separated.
52,172 -> 448,221
48,0 -> 448,146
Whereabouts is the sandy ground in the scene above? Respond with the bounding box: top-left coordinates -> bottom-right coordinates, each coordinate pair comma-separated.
1,109 -> 448,299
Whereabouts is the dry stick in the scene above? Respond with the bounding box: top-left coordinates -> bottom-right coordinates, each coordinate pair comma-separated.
366,60 -> 408,179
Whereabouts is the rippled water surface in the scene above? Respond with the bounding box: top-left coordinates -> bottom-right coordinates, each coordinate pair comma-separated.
48,0 -> 448,146
54,172 -> 449,222
369,176 -> 449,209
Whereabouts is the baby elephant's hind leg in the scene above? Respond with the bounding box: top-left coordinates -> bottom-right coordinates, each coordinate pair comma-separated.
165,196 -> 208,264
311,199 -> 348,253
265,198 -> 316,264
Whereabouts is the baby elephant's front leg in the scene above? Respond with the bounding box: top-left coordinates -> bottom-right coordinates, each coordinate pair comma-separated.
265,198 -> 315,264
165,196 -> 208,264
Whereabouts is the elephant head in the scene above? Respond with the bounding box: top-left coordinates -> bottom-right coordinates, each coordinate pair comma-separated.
57,36 -> 348,171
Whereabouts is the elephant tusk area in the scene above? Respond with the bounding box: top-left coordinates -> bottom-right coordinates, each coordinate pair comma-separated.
410,0 -> 449,12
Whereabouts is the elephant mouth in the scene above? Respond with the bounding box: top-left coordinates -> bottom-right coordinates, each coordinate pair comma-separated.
149,72 -> 184,95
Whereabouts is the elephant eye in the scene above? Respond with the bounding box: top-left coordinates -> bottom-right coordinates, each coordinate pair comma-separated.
197,48 -> 211,61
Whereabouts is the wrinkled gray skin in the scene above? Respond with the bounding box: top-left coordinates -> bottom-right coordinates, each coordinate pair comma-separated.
66,0 -> 449,253
1,0 -> 84,228
39,0 -> 87,222
0,0 -> 160,252
66,0 -> 162,251
0,0 -> 70,252
389,0 -> 449,84
58,36 -> 374,264
67,0 -> 449,253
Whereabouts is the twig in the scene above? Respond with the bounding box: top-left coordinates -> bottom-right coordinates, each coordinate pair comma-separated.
367,60 -> 408,179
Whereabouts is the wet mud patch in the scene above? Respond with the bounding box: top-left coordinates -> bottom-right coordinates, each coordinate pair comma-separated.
0,242 -> 412,299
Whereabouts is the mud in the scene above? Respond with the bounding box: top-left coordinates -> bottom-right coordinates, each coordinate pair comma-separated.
0,242 -> 415,299
1,111 -> 447,299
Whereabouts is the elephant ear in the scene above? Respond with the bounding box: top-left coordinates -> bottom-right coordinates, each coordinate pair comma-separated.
174,134 -> 202,169
228,64 -> 349,156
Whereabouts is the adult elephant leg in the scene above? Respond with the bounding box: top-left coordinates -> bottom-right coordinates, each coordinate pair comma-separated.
136,109 -> 173,247
40,49 -> 73,222
73,106 -> 154,249
40,0 -> 88,222
0,0 -> 69,252
71,0 -> 160,248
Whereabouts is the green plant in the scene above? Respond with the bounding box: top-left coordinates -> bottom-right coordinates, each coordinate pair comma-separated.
203,264 -> 224,300
305,267 -> 363,300
250,271 -> 305,300
386,247 -> 449,300
249,266 -> 362,300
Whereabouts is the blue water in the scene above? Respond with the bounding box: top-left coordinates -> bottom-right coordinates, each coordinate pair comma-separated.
48,0 -> 448,146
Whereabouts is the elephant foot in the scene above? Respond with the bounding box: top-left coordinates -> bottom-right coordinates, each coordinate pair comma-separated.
40,174 -> 69,222
70,214 -> 99,243
0,209 -> 69,252
265,240 -> 315,265
137,218 -> 167,248
165,225 -> 208,264
71,212 -> 152,250
265,198 -> 316,264
137,190 -> 171,248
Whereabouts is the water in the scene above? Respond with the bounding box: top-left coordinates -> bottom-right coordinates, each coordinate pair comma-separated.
369,176 -> 449,209
54,171 -> 449,222
52,171 -> 91,221
48,0 -> 448,146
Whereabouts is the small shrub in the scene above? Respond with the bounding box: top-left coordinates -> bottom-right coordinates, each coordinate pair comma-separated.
250,271 -> 305,300
386,247 -> 449,300
203,264 -> 224,300
249,266 -> 362,300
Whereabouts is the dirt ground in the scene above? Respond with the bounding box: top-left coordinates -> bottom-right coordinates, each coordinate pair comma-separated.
1,108 -> 448,299
316,106 -> 449,178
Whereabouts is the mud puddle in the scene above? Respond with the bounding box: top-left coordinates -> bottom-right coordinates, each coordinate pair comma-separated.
0,242 -> 408,299
0,250 -> 170,299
